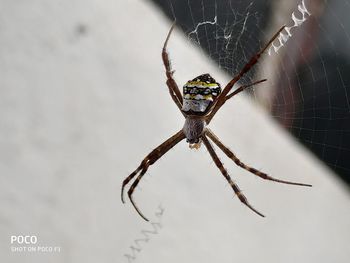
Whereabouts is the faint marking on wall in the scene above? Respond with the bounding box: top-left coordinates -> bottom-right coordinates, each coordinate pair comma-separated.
123,205 -> 165,263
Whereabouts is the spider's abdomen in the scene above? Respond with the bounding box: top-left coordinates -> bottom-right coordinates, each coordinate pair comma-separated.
182,73 -> 221,115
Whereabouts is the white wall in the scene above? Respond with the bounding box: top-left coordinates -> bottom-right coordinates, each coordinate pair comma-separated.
0,0 -> 349,262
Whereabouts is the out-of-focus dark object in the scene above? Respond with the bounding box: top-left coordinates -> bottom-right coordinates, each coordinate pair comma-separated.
261,0 -> 350,184
292,54 -> 350,182
151,0 -> 350,185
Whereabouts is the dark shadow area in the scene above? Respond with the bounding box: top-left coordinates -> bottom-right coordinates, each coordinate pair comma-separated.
292,54 -> 350,184
151,0 -> 350,185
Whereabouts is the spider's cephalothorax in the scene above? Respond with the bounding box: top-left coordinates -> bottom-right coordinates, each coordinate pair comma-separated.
121,23 -> 312,221
182,73 -> 221,115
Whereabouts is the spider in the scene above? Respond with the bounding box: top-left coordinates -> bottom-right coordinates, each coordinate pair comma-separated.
121,22 -> 312,221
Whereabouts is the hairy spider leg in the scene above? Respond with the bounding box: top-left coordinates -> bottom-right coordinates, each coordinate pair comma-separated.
122,130 -> 186,221
121,164 -> 143,203
162,22 -> 184,115
206,129 -> 312,187
206,26 -> 286,124
225,79 -> 267,102
202,135 -> 264,217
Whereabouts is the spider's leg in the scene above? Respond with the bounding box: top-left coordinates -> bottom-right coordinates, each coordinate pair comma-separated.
202,134 -> 264,217
122,129 -> 186,221
162,22 -> 184,115
128,165 -> 150,221
121,129 -> 185,202
206,26 -> 286,124
225,79 -> 267,102
121,163 -> 144,203
206,129 -> 312,187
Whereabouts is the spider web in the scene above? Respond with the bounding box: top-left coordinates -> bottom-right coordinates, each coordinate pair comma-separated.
153,0 -> 350,183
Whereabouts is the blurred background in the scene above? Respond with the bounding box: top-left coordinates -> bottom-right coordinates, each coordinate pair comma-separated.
0,0 -> 349,263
